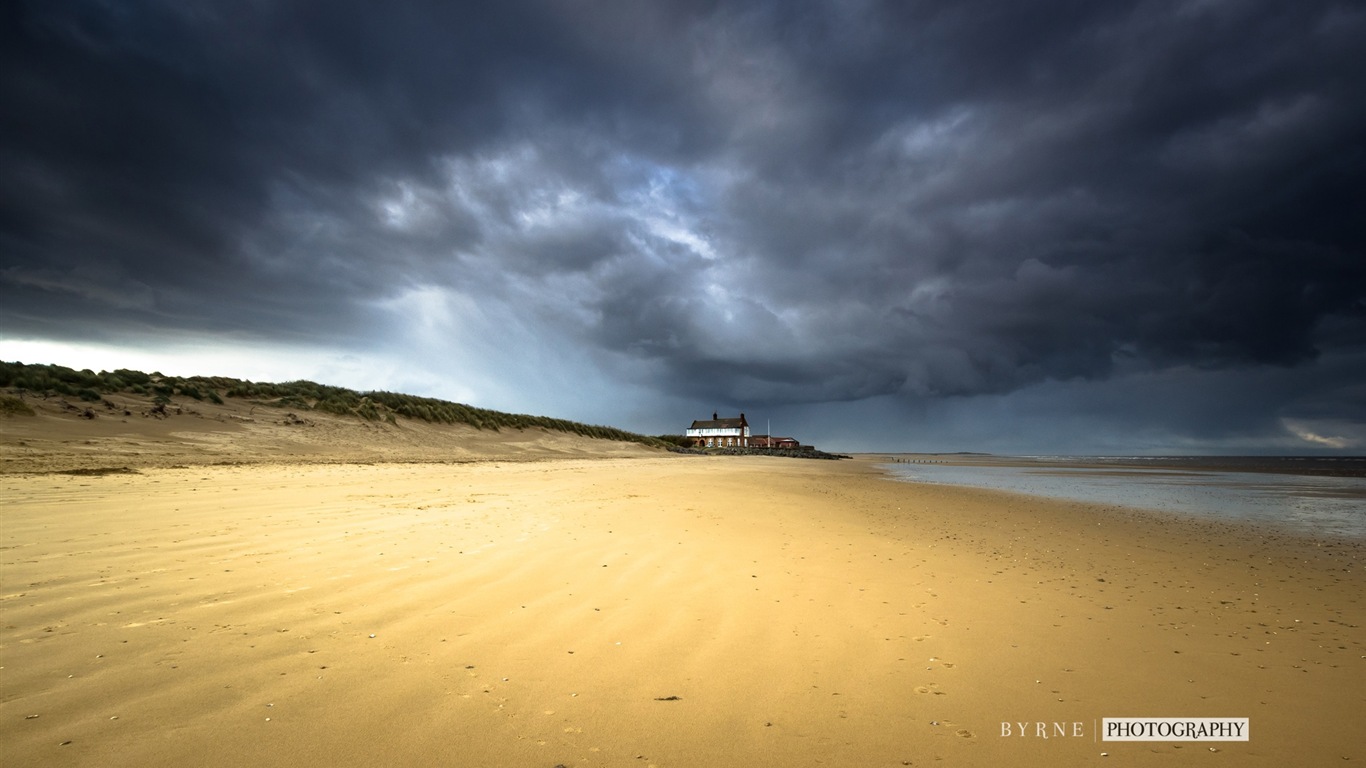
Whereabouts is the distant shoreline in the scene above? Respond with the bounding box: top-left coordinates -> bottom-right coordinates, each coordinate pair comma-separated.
875,454 -> 1366,541
869,452 -> 1366,478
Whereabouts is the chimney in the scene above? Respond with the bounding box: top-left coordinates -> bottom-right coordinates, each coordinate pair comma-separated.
712,411 -> 718,420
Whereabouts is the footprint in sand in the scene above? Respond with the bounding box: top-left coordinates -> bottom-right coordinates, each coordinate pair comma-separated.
956,729 -> 974,739
914,684 -> 946,696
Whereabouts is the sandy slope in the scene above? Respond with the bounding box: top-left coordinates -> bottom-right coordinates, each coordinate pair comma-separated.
2,451 -> 1362,767
0,392 -> 660,474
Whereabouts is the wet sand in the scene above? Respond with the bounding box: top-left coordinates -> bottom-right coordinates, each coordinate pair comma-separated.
3,454 -> 1362,766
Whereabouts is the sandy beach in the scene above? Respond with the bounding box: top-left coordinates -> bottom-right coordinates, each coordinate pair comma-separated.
2,441 -> 1362,767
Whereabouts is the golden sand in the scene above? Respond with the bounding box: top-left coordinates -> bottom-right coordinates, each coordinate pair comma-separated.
3,451 -> 1362,767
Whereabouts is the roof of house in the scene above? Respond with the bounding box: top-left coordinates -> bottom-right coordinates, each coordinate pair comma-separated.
689,413 -> 748,430
689,418 -> 746,430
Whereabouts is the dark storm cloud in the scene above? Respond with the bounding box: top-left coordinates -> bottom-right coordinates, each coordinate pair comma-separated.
2,0 -> 1364,445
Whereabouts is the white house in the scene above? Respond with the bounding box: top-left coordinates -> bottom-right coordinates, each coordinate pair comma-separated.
686,412 -> 750,448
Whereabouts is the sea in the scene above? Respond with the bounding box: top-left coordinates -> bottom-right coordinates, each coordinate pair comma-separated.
880,455 -> 1366,540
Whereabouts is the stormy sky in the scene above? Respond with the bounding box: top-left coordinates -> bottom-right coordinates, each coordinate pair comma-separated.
3,0 -> 1364,453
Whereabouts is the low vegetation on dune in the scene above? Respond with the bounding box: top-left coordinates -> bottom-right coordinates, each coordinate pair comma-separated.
0,361 -> 670,449
0,393 -> 36,417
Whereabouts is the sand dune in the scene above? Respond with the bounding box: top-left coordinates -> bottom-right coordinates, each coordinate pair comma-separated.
0,390 -> 660,474
3,448 -> 1362,767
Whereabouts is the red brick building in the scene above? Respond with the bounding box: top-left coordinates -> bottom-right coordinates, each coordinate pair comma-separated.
748,435 -> 800,450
